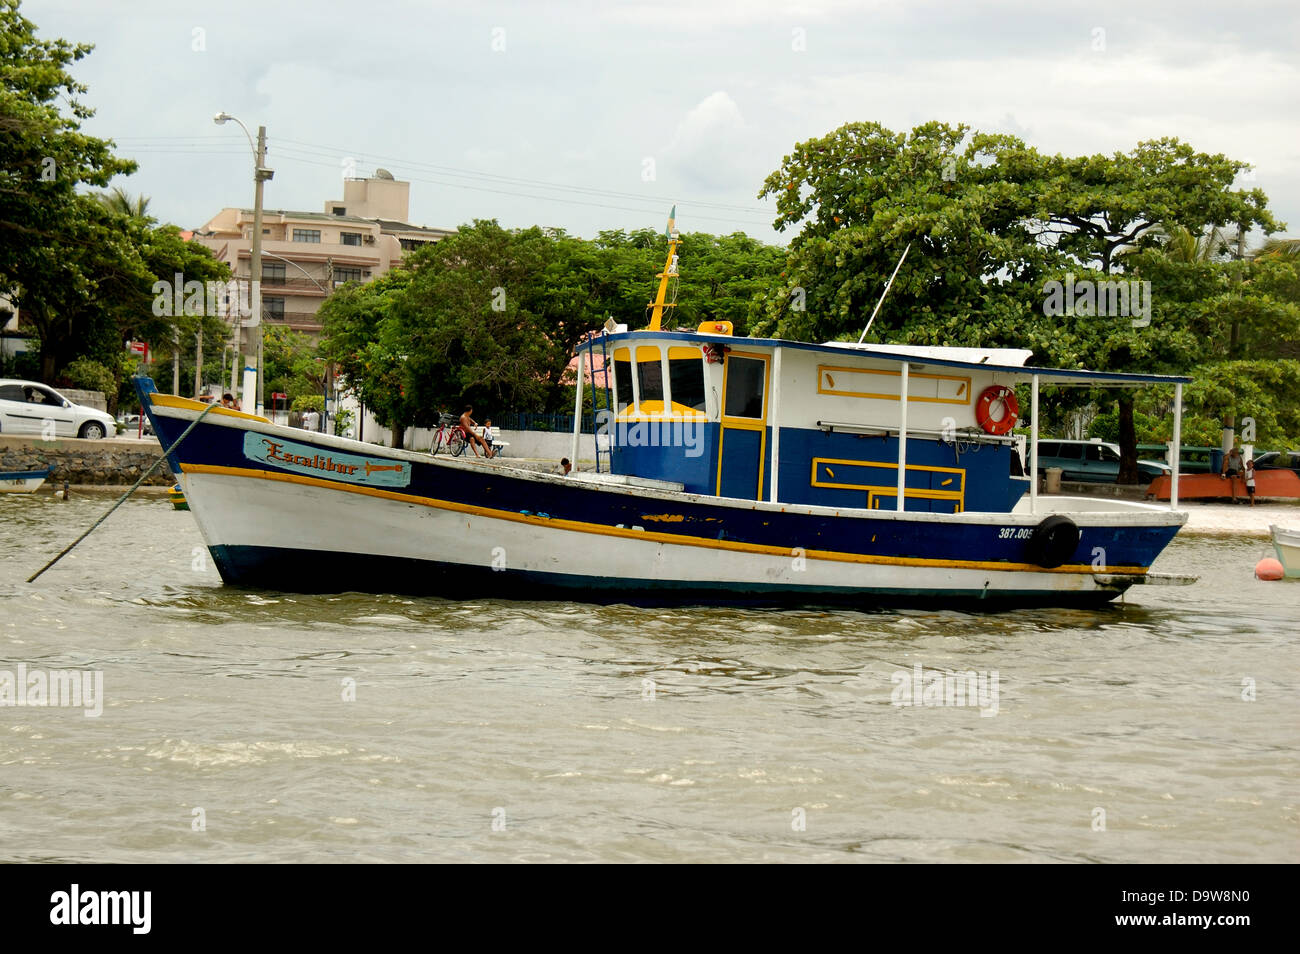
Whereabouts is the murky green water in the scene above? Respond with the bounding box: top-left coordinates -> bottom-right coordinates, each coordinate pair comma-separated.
1,490 -> 1295,862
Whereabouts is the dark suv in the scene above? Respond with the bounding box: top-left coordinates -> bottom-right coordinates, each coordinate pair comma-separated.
1035,440 -> 1171,483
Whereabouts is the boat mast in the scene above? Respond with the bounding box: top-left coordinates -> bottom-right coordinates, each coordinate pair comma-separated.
858,242 -> 912,343
647,206 -> 680,331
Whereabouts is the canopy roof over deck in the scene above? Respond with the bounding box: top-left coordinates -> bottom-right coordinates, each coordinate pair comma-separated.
580,331 -> 1193,388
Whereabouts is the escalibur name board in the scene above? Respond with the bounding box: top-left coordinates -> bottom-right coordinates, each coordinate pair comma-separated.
243,433 -> 412,488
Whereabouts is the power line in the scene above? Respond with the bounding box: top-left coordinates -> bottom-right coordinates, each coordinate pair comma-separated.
271,149 -> 770,227
114,133 -> 776,221
276,136 -> 772,216
121,141 -> 778,229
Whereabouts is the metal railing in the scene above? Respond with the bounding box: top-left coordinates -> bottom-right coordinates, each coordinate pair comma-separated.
493,411 -> 596,434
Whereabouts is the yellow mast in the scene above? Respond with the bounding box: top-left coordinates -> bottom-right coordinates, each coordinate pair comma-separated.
646,205 -> 679,331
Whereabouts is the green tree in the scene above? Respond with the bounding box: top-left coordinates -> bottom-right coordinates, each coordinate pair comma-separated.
317,269 -> 418,446
1029,139 -> 1281,479
262,324 -> 324,407
755,121 -> 1048,345
757,120 -> 1288,480
0,0 -> 139,380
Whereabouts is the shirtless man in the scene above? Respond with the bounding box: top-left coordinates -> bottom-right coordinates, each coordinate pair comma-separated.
459,405 -> 494,458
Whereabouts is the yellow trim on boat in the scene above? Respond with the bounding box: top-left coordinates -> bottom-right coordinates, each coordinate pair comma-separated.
178,462 -> 1145,576
150,393 -> 270,423
811,457 -> 966,511
816,364 -> 972,406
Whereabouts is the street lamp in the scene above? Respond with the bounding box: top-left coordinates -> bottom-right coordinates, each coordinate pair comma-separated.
213,111 -> 274,416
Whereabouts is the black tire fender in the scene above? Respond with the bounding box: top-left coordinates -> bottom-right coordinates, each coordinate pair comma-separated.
1027,515 -> 1080,568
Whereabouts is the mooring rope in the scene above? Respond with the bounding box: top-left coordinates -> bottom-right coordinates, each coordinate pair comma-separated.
27,402 -> 218,583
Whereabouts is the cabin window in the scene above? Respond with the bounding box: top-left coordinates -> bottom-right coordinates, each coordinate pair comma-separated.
668,346 -> 706,412
613,348 -> 633,413
636,346 -> 664,410
724,356 -> 766,419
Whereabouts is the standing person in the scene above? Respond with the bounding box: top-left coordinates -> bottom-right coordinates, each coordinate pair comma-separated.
304,408 -> 320,432
458,405 -> 494,458
1221,445 -> 1245,502
482,419 -> 495,453
1245,457 -> 1257,507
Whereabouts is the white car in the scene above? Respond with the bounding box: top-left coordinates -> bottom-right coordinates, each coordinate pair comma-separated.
0,379 -> 116,440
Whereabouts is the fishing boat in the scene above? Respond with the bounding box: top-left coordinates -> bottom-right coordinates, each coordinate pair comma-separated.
134,220 -> 1196,608
0,466 -> 53,494
1270,525 -> 1300,578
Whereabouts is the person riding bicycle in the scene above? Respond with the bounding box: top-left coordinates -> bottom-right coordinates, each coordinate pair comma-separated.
459,405 -> 495,458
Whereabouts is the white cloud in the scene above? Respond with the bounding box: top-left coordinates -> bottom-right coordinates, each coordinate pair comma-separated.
662,92 -> 758,192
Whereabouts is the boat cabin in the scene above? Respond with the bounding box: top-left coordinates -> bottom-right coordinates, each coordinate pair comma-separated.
573,324 -> 1191,516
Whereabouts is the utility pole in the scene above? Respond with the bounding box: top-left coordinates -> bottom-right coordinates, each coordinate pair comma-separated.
172,333 -> 180,395
251,125 -> 270,417
214,113 -> 273,414
1224,222 -> 1247,455
194,330 -> 203,398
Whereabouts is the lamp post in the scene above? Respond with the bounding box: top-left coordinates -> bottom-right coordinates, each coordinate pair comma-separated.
213,112 -> 273,416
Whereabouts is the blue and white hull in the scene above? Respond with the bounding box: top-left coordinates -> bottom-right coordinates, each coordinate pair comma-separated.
143,394 -> 1185,608
0,467 -> 53,494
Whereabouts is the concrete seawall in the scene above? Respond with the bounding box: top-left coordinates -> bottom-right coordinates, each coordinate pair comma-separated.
0,435 -> 173,486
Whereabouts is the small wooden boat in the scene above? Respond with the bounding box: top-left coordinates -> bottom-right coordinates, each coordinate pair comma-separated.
0,466 -> 54,494
167,483 -> 189,511
1270,525 -> 1300,578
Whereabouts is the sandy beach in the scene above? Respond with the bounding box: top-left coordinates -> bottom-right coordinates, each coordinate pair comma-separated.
1176,500 -> 1300,536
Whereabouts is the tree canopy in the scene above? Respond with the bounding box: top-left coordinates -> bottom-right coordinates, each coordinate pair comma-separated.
753,120 -> 1296,462
317,220 -> 785,445
0,1 -> 232,404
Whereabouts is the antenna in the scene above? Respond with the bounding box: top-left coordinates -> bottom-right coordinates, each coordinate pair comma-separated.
647,205 -> 680,331
858,242 -> 912,344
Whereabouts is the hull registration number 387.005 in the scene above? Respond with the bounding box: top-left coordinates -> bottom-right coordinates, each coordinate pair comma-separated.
998,527 -> 1034,540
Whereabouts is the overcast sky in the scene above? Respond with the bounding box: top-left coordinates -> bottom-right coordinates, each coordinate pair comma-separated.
26,0 -> 1300,245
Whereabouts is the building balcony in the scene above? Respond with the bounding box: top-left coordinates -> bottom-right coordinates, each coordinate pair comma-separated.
264,311 -> 325,334
260,277 -> 331,296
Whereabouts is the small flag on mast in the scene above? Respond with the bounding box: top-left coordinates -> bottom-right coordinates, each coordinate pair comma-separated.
665,205 -> 676,239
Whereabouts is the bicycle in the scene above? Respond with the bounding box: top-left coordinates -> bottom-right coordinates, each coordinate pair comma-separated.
430,413 -> 467,457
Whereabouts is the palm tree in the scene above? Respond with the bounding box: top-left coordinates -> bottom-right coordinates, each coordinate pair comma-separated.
1250,237 -> 1300,261
97,185 -> 154,222
1146,223 -> 1234,263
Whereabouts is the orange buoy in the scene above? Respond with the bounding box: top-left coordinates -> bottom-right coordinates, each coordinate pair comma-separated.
976,385 -> 1019,435
1255,557 -> 1285,581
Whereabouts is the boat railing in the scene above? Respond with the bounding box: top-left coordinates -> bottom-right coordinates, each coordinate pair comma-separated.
815,420 -> 1016,445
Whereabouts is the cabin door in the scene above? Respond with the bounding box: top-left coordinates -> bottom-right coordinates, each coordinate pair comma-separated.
716,352 -> 770,499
